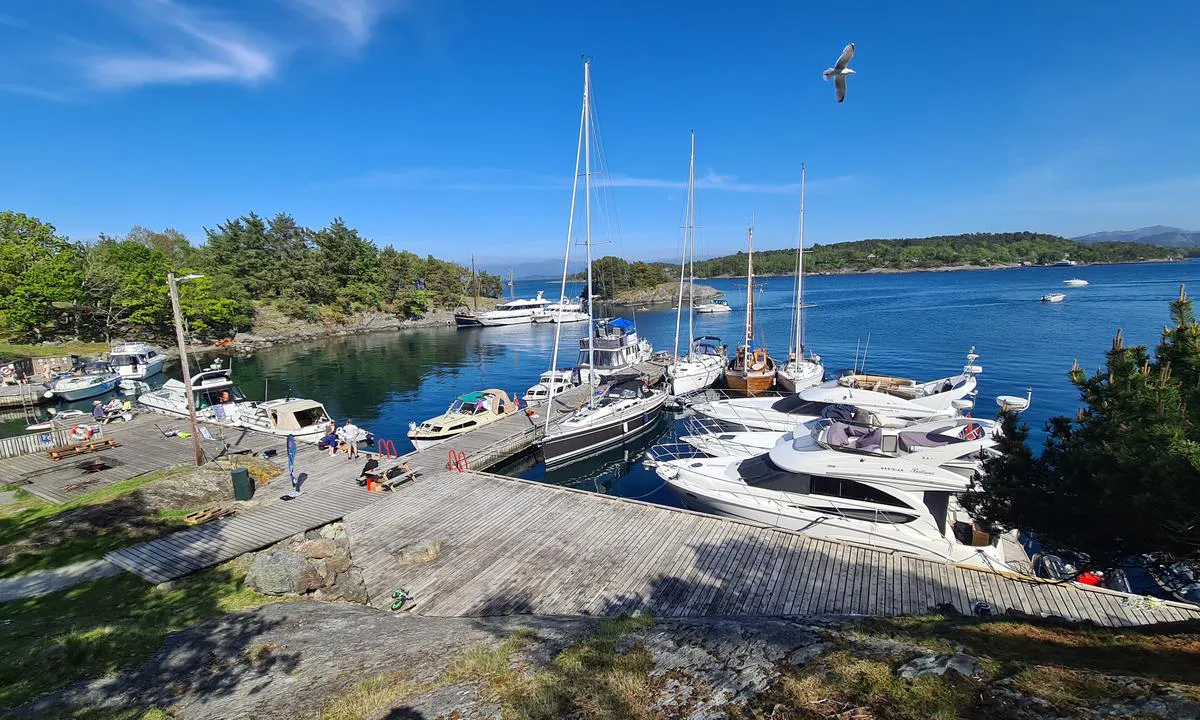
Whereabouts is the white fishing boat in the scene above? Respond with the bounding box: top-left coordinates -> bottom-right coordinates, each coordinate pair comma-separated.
108,342 -> 167,380
540,59 -> 669,467
652,414 -> 1022,568
694,348 -> 983,431
1063,279 -> 1089,287
45,362 -> 121,402
523,370 -> 578,403
1041,292 -> 1066,303
694,299 -> 733,314
667,132 -> 726,397
775,164 -> 825,393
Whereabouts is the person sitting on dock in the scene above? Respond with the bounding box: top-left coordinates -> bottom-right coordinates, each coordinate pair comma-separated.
104,395 -> 123,414
91,400 -> 106,422
318,419 -> 338,457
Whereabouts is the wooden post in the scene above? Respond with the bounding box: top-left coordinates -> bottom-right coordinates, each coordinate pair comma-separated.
168,272 -> 204,467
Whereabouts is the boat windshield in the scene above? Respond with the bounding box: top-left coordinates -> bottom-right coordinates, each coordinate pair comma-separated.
577,347 -> 630,368
110,349 -> 157,366
195,384 -> 245,409
450,392 -> 491,415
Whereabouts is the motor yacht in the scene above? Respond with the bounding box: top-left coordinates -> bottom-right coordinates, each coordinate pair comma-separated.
694,348 -> 984,431
532,298 -> 589,324
138,366 -> 355,443
574,317 -> 653,384
652,415 -> 1016,568
45,362 -> 121,402
1040,292 -> 1066,303
694,299 -> 732,314
543,375 -> 668,466
523,370 -> 578,403
1063,279 -> 1089,287
108,342 -> 167,380
458,291 -> 552,327
407,389 -> 517,450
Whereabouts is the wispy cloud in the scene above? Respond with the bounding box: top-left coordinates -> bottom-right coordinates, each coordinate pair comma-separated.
283,0 -> 404,46
332,167 -> 862,195
609,169 -> 860,195
84,1 -> 275,89
0,83 -> 68,102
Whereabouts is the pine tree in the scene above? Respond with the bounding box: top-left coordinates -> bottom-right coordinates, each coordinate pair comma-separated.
964,287 -> 1200,573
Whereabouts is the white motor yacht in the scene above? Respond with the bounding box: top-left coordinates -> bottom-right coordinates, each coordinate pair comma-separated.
45,362 -> 122,402
532,298 -> 589,324
138,367 -> 354,443
693,348 -> 983,431
575,317 -> 653,384
1063,279 -> 1089,287
108,342 -> 167,380
1040,292 -> 1066,303
523,370 -> 579,403
460,291 -> 554,328
653,415 -> 1016,569
694,299 -> 733,314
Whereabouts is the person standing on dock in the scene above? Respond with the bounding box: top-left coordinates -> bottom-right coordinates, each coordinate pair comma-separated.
339,418 -> 360,460
287,434 -> 300,498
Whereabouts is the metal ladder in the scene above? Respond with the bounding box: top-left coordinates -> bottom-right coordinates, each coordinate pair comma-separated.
18,382 -> 42,428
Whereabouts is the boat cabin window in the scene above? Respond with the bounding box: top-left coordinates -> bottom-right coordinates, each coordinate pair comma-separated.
738,455 -> 909,508
801,506 -> 917,524
769,396 -> 830,415
290,406 -> 327,428
605,379 -> 647,400
447,421 -> 477,432
923,491 -> 951,535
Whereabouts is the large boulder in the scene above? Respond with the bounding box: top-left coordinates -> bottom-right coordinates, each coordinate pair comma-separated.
245,550 -> 325,596
294,538 -> 338,559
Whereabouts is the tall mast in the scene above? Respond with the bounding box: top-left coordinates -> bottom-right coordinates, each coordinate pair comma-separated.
687,131 -> 696,353
797,163 -> 806,357
544,58 -> 589,432
508,268 -> 515,300
584,59 -> 596,408
744,227 -> 754,351
471,255 -> 478,311
672,134 -> 692,361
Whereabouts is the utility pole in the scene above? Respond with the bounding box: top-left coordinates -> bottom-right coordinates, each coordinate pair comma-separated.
167,272 -> 204,466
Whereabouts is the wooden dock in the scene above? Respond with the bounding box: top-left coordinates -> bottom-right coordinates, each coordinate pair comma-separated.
341,470 -> 1200,627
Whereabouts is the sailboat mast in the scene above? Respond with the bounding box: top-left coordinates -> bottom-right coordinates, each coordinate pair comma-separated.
687,131 -> 696,353
544,58 -> 589,432
797,163 -> 806,356
471,255 -> 478,311
672,135 -> 690,361
508,268 -> 515,300
744,227 -> 754,351
584,60 -> 596,407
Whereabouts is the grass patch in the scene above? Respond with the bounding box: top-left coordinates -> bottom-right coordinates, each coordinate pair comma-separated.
500,614 -> 657,720
0,559 -> 278,712
0,340 -> 110,358
0,467 -> 193,578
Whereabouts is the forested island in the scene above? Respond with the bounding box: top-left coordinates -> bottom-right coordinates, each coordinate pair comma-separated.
691,231 -> 1182,277
0,210 -> 505,346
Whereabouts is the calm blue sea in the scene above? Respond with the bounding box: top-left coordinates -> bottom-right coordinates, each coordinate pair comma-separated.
10,260 -> 1197,507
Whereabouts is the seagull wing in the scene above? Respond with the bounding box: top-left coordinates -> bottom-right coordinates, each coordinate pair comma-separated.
835,75 -> 846,103
834,42 -> 855,71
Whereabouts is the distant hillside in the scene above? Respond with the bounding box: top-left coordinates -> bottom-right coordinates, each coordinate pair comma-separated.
1074,226 -> 1200,248
688,232 -> 1182,276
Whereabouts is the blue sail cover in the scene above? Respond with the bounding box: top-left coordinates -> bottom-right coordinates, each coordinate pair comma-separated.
610,317 -> 635,331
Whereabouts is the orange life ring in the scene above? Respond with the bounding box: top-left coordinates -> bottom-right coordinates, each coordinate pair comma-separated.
69,424 -> 93,441
749,350 -> 768,372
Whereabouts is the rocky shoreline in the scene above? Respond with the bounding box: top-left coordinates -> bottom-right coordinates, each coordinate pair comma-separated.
212,307 -> 457,356
612,281 -> 722,306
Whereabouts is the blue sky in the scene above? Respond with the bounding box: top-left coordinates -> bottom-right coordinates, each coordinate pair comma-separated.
2,1 -> 1199,266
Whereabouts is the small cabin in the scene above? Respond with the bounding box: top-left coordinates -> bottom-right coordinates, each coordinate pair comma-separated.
266,399 -> 331,432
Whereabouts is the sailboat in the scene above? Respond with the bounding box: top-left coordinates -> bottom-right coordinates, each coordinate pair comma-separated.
776,164 -> 824,392
668,132 -> 726,396
541,59 -> 668,467
723,228 -> 776,396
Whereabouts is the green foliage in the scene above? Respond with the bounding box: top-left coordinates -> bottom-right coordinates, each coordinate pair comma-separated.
0,211 -> 85,339
963,287 -> 1200,571
82,238 -> 171,340
477,270 -> 504,298
573,256 -> 673,299
688,232 -> 1181,277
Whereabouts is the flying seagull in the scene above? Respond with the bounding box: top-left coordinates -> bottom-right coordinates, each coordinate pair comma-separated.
823,42 -> 856,103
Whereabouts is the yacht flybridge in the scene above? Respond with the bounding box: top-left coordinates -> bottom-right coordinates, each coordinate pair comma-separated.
539,58 -> 668,467
694,348 -> 984,431
667,132 -> 727,397
109,342 -> 166,381
652,414 -> 1019,568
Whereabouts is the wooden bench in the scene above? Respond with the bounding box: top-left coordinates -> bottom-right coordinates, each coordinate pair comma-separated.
47,438 -> 120,460
362,460 -> 421,492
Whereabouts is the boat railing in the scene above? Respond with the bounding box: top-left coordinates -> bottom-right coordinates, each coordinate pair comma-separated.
641,441 -> 705,468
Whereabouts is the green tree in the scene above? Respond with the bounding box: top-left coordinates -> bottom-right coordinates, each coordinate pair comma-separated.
311,218 -> 382,308
81,238 -> 172,340
963,287 -> 1200,574
125,226 -> 196,269
0,211 -> 84,339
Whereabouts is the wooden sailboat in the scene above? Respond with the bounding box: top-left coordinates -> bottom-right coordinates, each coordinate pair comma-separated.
723,227 -> 776,396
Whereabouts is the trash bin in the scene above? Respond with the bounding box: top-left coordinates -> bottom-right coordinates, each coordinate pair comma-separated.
231,467 -> 254,501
